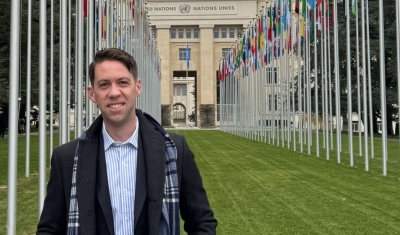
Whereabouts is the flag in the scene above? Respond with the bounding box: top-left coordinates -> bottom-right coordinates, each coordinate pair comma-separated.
317,0 -> 322,32
83,0 -> 88,19
102,4 -> 107,39
295,0 -> 300,14
302,0 -> 307,18
307,0 -> 315,9
351,0 -> 357,15
186,41 -> 190,70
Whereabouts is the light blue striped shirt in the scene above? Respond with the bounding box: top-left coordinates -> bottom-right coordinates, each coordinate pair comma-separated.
102,118 -> 139,235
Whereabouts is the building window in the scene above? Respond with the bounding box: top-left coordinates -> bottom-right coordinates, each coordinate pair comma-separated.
181,84 -> 187,96
174,84 -> 181,96
178,29 -> 184,38
173,84 -> 187,97
268,94 -> 278,111
221,28 -> 227,38
186,29 -> 191,38
237,28 -> 242,38
222,48 -> 230,55
170,29 -> 176,39
193,29 -> 199,38
229,28 -> 235,38
179,48 -> 191,60
213,28 -> 219,38
266,68 -> 277,84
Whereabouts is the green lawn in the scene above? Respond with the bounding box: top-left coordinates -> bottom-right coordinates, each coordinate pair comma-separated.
1,130 -> 400,234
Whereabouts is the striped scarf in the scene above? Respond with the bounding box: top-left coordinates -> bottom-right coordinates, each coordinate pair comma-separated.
67,113 -> 180,235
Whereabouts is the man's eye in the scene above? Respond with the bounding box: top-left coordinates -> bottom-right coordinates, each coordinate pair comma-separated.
99,83 -> 108,88
119,81 -> 129,85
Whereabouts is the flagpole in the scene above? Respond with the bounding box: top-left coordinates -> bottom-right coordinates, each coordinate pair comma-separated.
355,0 -> 362,156
334,0 -> 341,163
327,1 -> 333,150
314,1 -> 319,157
323,0 -> 329,159
396,0 -> 400,156
378,0 -> 388,175
61,0 -> 68,145
365,0 -> 373,159
346,0 -> 354,166
38,0 -> 47,216
49,0 -> 54,157
26,0 -> 32,177
6,0 -> 21,232
67,0 -> 72,142
361,0 -> 369,170
297,3 -> 304,153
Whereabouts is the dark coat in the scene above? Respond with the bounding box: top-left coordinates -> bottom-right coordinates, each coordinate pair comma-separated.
37,110 -> 217,235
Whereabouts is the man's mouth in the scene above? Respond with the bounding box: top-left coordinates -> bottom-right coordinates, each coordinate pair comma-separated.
108,103 -> 124,109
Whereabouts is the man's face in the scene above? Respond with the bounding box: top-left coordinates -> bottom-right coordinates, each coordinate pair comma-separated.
88,60 -> 141,128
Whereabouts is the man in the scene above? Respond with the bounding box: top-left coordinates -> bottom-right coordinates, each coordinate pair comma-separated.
37,48 -> 217,235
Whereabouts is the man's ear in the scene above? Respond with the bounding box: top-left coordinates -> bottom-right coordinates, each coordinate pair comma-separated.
136,78 -> 142,97
87,86 -> 97,103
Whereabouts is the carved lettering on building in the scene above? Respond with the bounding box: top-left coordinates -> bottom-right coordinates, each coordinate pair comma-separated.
146,5 -> 236,12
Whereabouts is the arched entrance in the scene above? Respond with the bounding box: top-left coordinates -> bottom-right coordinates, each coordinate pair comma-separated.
173,103 -> 186,125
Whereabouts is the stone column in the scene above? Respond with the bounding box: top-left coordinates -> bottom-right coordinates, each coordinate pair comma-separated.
156,25 -> 172,125
199,24 -> 215,126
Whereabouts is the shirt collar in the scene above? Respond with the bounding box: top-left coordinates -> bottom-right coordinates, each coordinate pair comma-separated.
102,117 -> 139,151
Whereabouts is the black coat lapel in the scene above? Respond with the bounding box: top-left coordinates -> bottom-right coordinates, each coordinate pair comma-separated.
137,111 -> 166,235
96,134 -> 115,235
134,133 -> 147,227
76,138 -> 98,234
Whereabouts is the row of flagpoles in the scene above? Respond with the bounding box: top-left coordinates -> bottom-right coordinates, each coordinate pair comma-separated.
218,0 -> 396,176
7,0 -> 161,233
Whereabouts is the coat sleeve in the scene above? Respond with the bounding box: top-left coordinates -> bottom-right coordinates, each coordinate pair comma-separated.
178,135 -> 218,235
36,150 -> 67,234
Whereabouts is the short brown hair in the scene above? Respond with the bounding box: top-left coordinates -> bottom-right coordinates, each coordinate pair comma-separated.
88,48 -> 138,85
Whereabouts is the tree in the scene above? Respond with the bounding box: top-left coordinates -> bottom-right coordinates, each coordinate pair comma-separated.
0,0 -> 79,118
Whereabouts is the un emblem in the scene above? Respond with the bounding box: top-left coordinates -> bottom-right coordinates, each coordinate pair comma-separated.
180,4 -> 190,13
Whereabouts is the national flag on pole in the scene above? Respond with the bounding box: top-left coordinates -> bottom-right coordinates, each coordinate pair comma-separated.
295,0 -> 300,14
351,0 -> 357,15
83,0 -> 88,19
307,0 -> 315,9
186,41 -> 190,70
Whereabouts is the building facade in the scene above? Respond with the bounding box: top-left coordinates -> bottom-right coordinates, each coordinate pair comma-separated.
147,0 -> 269,126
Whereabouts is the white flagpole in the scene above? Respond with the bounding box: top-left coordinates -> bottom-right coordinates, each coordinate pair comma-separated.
6,0 -> 21,232
88,0 -> 94,125
323,0 -> 329,159
361,0 -> 369,170
298,12 -> 303,153
314,2 -> 319,157
49,0 -> 54,156
346,0 -> 354,167
77,0 -> 84,137
355,0 -> 362,156
38,0 -> 47,216
366,0 -> 374,158
327,1 -> 333,150
26,0 -> 32,177
396,0 -> 400,159
334,0 -> 341,163
61,0 -> 68,145
67,0 -> 72,142
378,0 -> 388,175
306,7 -> 311,155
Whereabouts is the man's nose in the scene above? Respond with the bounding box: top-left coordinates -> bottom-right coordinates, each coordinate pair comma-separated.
109,84 -> 121,97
